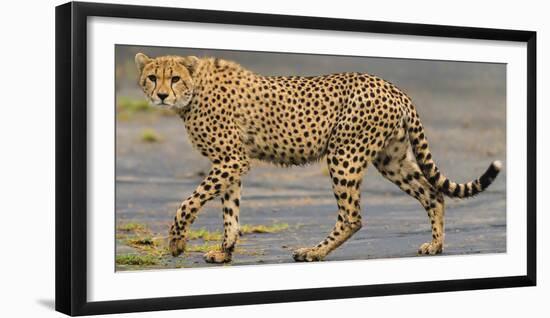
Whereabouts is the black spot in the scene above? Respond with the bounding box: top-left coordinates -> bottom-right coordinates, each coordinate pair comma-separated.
452,185 -> 461,197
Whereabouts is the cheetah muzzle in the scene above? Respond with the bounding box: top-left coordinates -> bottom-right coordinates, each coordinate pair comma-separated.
135,53 -> 502,263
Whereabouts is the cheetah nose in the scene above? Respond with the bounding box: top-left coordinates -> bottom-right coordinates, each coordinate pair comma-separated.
157,93 -> 168,101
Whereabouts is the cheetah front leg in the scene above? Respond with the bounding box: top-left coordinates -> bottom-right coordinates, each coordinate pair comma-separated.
204,181 -> 242,263
169,161 -> 248,257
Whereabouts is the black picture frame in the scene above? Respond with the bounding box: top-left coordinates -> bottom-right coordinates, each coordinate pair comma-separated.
55,1 -> 537,316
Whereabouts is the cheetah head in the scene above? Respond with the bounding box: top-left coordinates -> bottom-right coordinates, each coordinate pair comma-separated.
135,53 -> 199,110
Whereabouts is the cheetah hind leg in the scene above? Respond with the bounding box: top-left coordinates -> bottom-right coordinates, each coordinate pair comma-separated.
373,128 -> 445,255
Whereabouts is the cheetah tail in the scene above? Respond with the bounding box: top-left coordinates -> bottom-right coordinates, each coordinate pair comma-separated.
405,111 -> 502,199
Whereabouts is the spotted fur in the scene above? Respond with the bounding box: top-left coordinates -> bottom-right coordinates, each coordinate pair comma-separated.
135,53 -> 502,262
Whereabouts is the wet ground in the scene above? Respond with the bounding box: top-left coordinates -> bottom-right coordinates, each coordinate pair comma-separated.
115,87 -> 506,271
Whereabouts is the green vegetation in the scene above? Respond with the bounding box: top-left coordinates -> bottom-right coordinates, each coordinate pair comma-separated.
115,233 -> 128,240
116,254 -> 159,266
188,228 -> 223,241
126,236 -> 156,246
240,223 -> 289,234
115,222 -> 286,269
116,96 -> 175,120
116,222 -> 149,234
141,128 -> 162,143
117,96 -> 151,113
186,243 -> 221,253
125,234 -> 169,257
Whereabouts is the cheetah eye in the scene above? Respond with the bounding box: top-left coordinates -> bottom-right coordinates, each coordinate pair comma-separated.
171,76 -> 181,83
148,75 -> 156,82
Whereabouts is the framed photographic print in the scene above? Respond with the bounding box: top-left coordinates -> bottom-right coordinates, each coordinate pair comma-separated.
55,1 -> 536,316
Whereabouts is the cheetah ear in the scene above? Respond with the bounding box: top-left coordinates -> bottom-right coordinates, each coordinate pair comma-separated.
177,56 -> 199,75
135,53 -> 151,73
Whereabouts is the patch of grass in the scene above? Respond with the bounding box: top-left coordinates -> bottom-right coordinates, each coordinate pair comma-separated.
115,233 -> 128,240
125,235 -> 170,257
241,223 -> 289,234
141,128 -> 162,143
116,254 -> 159,266
126,236 -> 156,246
116,222 -> 149,234
116,96 -> 176,120
116,111 -> 131,122
117,96 -> 151,113
188,228 -> 223,241
186,243 -> 221,253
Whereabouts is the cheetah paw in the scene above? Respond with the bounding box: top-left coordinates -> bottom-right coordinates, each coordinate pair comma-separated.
292,247 -> 324,262
169,237 -> 186,257
418,242 -> 443,255
204,250 -> 232,263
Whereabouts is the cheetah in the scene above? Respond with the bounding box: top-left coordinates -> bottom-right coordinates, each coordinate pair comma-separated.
134,53 -> 502,263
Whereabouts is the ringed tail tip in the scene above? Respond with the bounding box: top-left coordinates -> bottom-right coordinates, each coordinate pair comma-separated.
492,160 -> 503,171
479,160 -> 502,191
